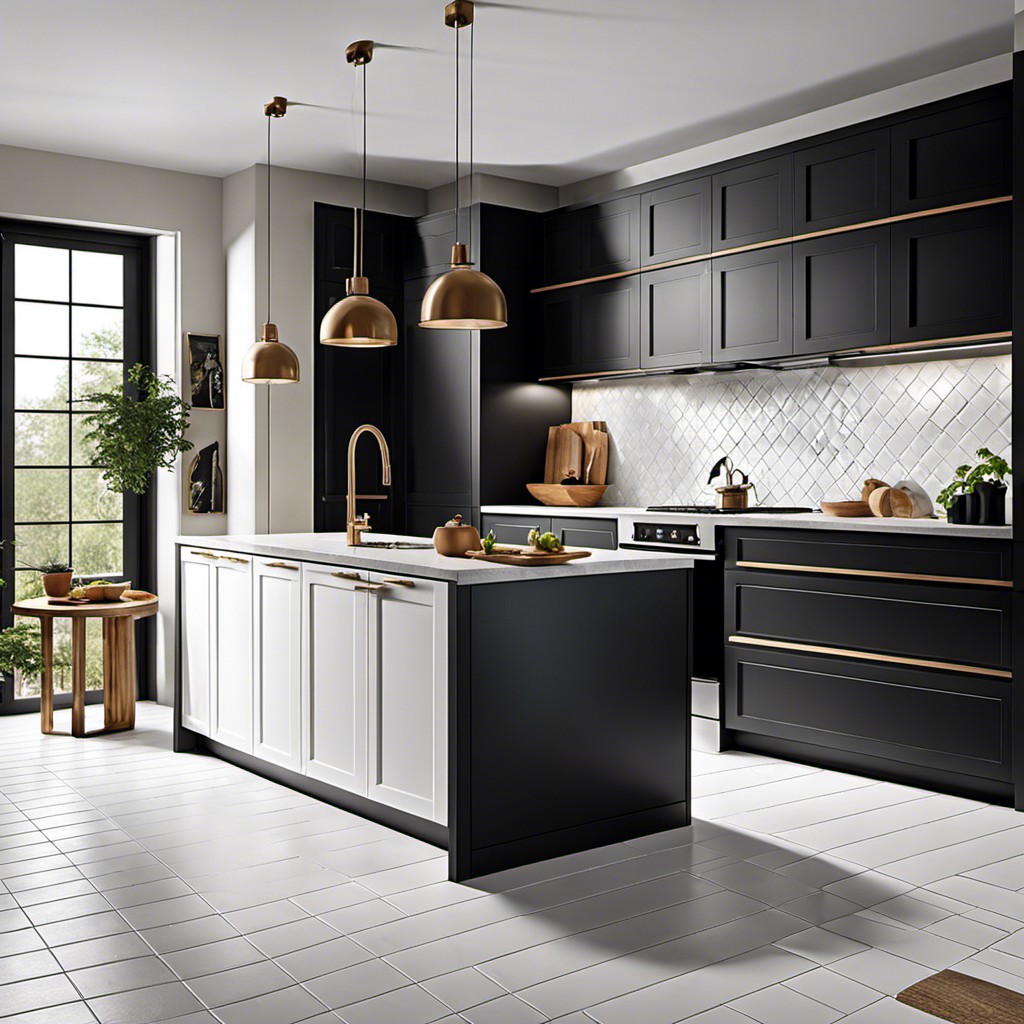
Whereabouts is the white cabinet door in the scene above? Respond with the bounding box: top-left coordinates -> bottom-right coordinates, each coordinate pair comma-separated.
253,558 -> 303,771
301,565 -> 368,794
210,556 -> 253,753
180,549 -> 215,736
366,573 -> 449,824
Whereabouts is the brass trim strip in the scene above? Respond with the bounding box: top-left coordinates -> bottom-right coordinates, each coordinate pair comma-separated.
832,331 -> 1012,356
330,571 -> 362,581
219,556 -> 249,565
539,368 -> 642,382
355,582 -> 390,592
265,561 -> 299,570
727,634 -> 1011,679
530,195 -> 1012,294
189,550 -> 219,559
381,578 -> 416,587
735,560 -> 1012,588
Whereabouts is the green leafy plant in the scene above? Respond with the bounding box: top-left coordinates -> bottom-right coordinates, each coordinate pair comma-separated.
80,363 -> 193,495
936,447 -> 1012,510
0,622 -> 45,679
480,530 -> 497,555
38,561 -> 72,575
528,529 -> 563,553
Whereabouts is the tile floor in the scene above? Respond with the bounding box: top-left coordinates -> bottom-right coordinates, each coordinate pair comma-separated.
1,703 -> 1023,1023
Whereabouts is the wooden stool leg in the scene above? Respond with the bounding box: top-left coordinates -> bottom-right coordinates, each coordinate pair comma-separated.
71,618 -> 86,738
39,618 -> 53,735
104,617 -> 137,732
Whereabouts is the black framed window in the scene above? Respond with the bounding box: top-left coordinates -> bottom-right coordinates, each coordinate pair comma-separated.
0,223 -> 153,710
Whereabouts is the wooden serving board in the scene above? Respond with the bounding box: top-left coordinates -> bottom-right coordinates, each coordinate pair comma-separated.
466,548 -> 592,567
544,426 -> 584,484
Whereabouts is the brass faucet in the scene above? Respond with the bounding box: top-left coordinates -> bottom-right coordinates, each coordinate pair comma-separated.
346,424 -> 392,545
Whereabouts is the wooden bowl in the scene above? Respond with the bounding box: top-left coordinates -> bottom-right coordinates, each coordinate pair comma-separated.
78,582 -> 130,602
526,483 -> 608,507
820,500 -> 873,517
432,524 -> 482,557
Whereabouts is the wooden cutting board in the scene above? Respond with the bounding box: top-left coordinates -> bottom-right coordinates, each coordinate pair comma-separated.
544,422 -> 609,485
466,548 -> 592,566
544,426 -> 584,484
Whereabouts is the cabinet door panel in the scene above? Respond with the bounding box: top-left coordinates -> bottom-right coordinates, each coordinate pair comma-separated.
367,575 -> 448,823
713,155 -> 793,250
541,291 -> 579,375
481,515 -> 551,546
302,566 -> 367,794
640,262 -> 710,368
795,130 -> 890,232
892,96 -> 1011,212
641,178 -> 711,265
578,277 -> 640,372
543,210 -> 582,285
179,554 -> 213,736
550,517 -> 617,550
580,196 -> 640,277
211,560 -> 252,753
891,206 -> 1011,342
712,248 -> 793,362
794,226 -> 889,354
253,561 -> 303,771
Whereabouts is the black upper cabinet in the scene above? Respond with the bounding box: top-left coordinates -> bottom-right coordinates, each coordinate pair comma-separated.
405,210 -> 458,278
315,204 -> 401,288
794,130 -> 890,232
892,95 -> 1011,213
712,155 -> 793,250
891,204 -> 1011,343
794,226 -> 890,355
640,262 -> 711,369
712,247 -> 793,362
641,177 -> 711,266
542,196 -> 640,285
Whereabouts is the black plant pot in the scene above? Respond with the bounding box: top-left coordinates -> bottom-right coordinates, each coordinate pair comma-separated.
974,480 -> 1007,526
947,492 -> 980,525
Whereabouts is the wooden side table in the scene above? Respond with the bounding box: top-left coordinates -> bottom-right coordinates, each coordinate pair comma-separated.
11,596 -> 159,737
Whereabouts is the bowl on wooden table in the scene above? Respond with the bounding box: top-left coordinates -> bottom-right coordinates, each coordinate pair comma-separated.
73,582 -> 131,602
526,483 -> 608,507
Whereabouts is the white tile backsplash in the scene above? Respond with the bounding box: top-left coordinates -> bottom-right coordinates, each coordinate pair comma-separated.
571,354 -> 1011,509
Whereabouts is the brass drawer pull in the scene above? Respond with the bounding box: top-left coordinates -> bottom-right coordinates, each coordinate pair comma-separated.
220,556 -> 249,565
727,634 -> 1011,679
354,582 -> 390,592
735,560 -> 1011,588
189,550 -> 219,560
266,561 -> 299,570
381,578 -> 415,587
331,571 -> 362,581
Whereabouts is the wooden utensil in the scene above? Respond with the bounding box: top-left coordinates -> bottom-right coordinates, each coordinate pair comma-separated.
544,426 -> 584,484
568,422 -> 609,485
526,483 -> 608,507
861,478 -> 889,503
821,500 -> 873,517
868,487 -> 893,517
466,547 -> 592,566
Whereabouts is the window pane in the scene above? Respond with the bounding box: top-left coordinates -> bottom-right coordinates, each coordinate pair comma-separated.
14,524 -> 69,567
72,307 -> 123,359
71,415 -> 100,466
15,413 -> 69,466
14,357 -> 69,411
73,469 -> 121,521
73,522 -> 123,578
15,301 -> 69,357
72,360 -> 121,409
14,571 -> 44,602
14,469 -> 70,523
13,618 -> 101,697
72,251 -> 123,306
15,244 -> 69,302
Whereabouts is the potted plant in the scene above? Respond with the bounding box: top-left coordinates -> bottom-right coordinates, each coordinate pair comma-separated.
79,363 -> 193,495
37,561 -> 74,598
936,448 -> 1011,525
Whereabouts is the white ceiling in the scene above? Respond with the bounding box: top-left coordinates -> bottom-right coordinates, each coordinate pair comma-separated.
0,0 -> 1012,189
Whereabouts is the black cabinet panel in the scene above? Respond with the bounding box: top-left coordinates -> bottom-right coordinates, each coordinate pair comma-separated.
891,205 -> 1011,342
640,263 -> 711,369
542,197 -> 640,286
794,226 -> 889,354
543,277 -> 640,376
795,129 -> 890,232
725,646 -> 1011,784
543,212 -> 582,285
713,155 -> 793,250
727,570 -> 1012,670
405,210 -> 457,277
480,514 -> 551,546
551,517 -> 617,550
712,247 -> 793,362
641,177 -> 711,265
407,504 -> 477,537
541,291 -> 579,376
315,205 -> 402,288
892,96 -> 1011,212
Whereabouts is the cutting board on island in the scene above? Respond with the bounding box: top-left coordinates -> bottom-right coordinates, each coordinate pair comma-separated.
543,421 -> 608,485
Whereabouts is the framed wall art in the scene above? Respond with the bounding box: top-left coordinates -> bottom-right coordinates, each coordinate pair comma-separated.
187,332 -> 225,411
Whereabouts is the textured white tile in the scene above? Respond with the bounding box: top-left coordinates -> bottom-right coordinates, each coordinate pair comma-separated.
729,982 -> 842,1023
828,948 -> 934,996
774,926 -> 869,965
784,967 -> 880,1013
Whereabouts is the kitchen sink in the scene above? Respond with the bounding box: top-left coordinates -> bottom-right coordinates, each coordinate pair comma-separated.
358,540 -> 434,549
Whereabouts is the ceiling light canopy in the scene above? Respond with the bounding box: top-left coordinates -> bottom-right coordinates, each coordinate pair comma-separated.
320,40 -> 398,347
242,96 -> 301,384
420,0 -> 507,330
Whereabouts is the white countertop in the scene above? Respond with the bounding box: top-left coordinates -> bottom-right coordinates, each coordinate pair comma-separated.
481,505 -> 1013,540
177,532 -> 695,585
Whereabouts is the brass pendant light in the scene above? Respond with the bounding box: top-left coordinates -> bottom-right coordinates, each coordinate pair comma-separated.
420,0 -> 507,329
242,97 -> 301,384
320,40 -> 398,347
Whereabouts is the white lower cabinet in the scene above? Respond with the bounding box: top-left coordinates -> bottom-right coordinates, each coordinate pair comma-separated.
253,558 -> 303,771
180,549 -> 215,736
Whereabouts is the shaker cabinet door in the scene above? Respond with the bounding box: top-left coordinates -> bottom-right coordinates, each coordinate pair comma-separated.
179,551 -> 214,737
641,177 -> 711,265
640,262 -> 711,368
712,247 -> 793,362
713,155 -> 793,250
210,558 -> 253,754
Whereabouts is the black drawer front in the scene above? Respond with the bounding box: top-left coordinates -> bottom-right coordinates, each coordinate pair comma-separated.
724,528 -> 1012,584
551,517 -> 617,550
726,570 -> 1011,670
481,515 -> 551,546
724,645 -> 1010,783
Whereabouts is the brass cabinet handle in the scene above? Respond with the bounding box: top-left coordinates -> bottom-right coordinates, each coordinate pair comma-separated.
727,634 -> 1011,679
354,582 -> 390,592
380,578 -> 415,587
266,561 -> 299,570
734,560 -> 1011,589
331,571 -> 362,581
189,550 -> 219,560
220,556 -> 249,565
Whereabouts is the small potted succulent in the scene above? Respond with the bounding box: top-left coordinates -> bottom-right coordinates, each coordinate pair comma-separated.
38,560 -> 74,598
937,448 -> 1011,525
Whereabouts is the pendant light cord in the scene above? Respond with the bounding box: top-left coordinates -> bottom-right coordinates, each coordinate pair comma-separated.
454,20 -> 461,243
469,21 -> 474,218
266,113 -> 272,323
360,59 -> 367,278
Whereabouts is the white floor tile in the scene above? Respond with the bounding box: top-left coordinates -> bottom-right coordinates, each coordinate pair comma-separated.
784,966 -> 881,1013
728,981 -> 842,1023
828,948 -> 933,996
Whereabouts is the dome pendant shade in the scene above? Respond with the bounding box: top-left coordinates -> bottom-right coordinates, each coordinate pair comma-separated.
242,322 -> 301,384
320,277 -> 398,347
419,244 -> 508,329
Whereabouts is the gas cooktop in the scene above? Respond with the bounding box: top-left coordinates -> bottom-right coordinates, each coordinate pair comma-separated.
645,505 -> 816,514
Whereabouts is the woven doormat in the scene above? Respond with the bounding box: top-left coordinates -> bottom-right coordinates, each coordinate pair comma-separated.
897,969 -> 1024,1023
